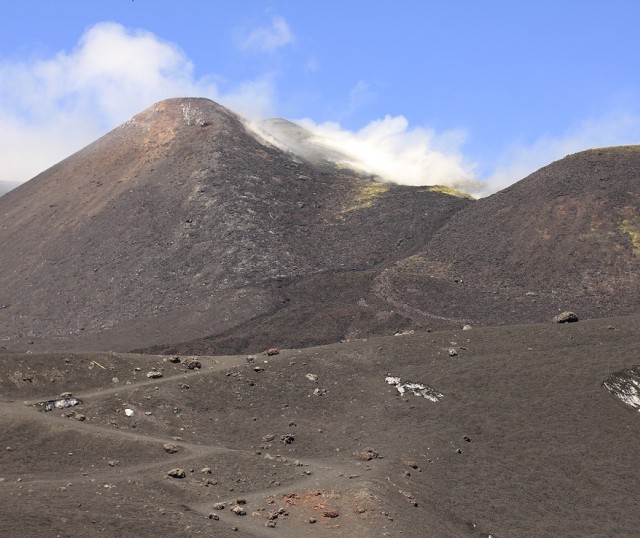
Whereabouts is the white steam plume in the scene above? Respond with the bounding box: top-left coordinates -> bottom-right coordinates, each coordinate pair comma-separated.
256,115 -> 484,195
257,111 -> 640,198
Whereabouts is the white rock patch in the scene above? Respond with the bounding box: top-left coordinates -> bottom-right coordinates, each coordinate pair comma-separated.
385,376 -> 443,402
603,367 -> 640,411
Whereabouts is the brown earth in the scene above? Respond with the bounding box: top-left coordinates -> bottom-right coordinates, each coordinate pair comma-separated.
1,316 -> 639,537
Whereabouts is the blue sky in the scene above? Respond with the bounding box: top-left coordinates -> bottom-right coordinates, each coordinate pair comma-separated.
2,0 -> 640,195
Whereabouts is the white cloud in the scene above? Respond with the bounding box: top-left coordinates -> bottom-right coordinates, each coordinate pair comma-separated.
0,22 -> 277,184
239,16 -> 294,53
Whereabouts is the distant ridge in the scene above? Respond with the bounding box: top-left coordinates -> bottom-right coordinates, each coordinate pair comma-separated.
382,146 -> 640,327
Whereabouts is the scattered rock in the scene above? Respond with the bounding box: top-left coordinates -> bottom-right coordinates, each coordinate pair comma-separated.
553,311 -> 579,323
201,467 -> 212,474
463,435 -> 472,442
448,348 -> 458,357
169,356 -> 181,363
182,358 -> 201,369
167,468 -> 186,478
212,502 -> 226,510
400,490 -> 418,506
146,371 -> 163,379
262,434 -> 275,442
266,348 -> 280,356
163,443 -> 179,454
357,448 -> 380,461
305,373 -> 318,382
323,510 -> 339,518
308,517 -> 317,524
236,498 -> 247,505
208,513 -> 220,520
462,324 -> 473,330
266,520 -> 277,527
231,506 -> 246,516
313,387 -> 327,396
124,408 -> 134,417
281,434 -> 295,444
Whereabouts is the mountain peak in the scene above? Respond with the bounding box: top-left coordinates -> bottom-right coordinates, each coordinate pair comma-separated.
122,97 -> 240,133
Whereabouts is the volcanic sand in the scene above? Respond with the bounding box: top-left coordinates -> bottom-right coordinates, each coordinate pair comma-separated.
1,316 -> 639,537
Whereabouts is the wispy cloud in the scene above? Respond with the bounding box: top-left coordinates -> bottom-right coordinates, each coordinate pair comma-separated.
238,16 -> 295,53
348,80 -> 376,115
485,111 -> 640,195
0,22 -> 277,183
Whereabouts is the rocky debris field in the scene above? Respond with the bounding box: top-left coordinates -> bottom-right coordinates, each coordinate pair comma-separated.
1,315 -> 639,537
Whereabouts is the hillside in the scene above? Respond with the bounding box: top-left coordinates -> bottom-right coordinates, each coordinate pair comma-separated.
0,98 -> 470,352
381,146 -> 640,328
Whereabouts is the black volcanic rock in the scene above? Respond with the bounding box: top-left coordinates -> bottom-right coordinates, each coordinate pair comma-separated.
0,98 -> 470,352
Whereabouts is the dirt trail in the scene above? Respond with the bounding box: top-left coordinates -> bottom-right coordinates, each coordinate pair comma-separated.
0,360 -> 379,537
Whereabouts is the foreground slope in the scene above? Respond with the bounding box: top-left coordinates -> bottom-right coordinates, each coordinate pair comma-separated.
0,98 -> 470,352
382,146 -> 640,328
1,317 -> 639,537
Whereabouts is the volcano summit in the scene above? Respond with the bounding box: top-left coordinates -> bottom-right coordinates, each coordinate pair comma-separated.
0,98 -> 470,352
